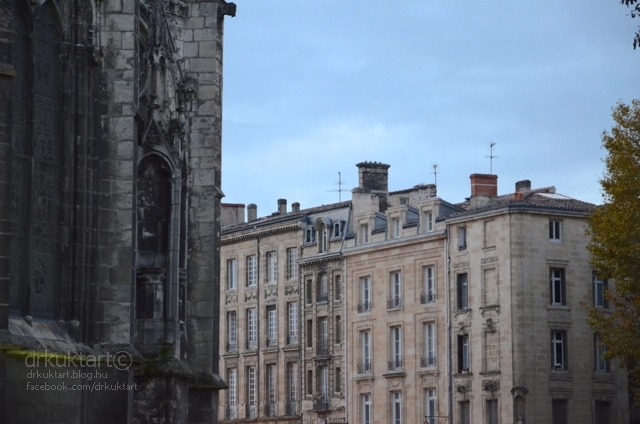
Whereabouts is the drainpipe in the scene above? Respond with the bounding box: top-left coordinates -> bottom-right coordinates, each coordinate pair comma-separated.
445,226 -> 453,424
255,227 -> 261,418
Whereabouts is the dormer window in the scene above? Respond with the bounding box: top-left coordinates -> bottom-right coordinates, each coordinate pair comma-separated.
318,225 -> 328,253
392,218 -> 401,239
425,211 -> 433,232
360,223 -> 369,245
305,228 -> 315,244
333,222 -> 342,238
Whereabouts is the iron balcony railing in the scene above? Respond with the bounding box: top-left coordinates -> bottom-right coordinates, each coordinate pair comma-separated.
357,361 -> 372,373
245,404 -> 256,419
224,405 -> 237,420
420,292 -> 435,304
316,293 -> 329,303
285,400 -> 298,416
287,334 -> 298,345
313,395 -> 330,411
316,338 -> 329,356
421,354 -> 437,367
387,296 -> 402,309
388,358 -> 403,371
357,300 -> 371,313
265,402 -> 276,417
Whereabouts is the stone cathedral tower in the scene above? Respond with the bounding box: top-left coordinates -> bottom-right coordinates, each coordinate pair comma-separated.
0,0 -> 235,422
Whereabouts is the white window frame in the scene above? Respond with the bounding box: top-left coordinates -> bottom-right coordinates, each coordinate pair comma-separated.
287,362 -> 297,402
227,311 -> 237,351
359,276 -> 371,312
246,255 -> 257,287
424,322 -> 436,367
552,330 -> 566,370
550,268 -> 565,306
360,330 -> 372,372
267,364 -> 276,408
595,333 -> 609,372
318,317 -> 329,353
391,326 -> 403,370
320,226 -> 328,252
549,219 -> 562,241
288,302 -> 298,344
594,273 -> 608,308
392,391 -> 403,424
423,266 -> 435,303
458,334 -> 469,373
425,389 -> 436,422
247,366 -> 256,418
426,210 -> 433,232
361,394 -> 372,424
392,218 -> 401,238
361,223 -> 369,244
319,365 -> 329,399
267,306 -> 277,347
458,226 -> 467,251
247,308 -> 257,349
389,271 -> 402,309
228,368 -> 237,410
267,251 -> 277,283
227,259 -> 237,290
318,273 -> 329,301
286,247 -> 298,280
457,273 -> 468,310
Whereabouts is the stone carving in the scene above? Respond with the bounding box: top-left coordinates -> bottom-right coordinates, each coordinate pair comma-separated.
285,284 -> 299,296
453,261 -> 470,269
483,380 -> 500,392
481,256 -> 498,264
245,290 -> 257,302
225,293 -> 237,305
265,286 -> 278,299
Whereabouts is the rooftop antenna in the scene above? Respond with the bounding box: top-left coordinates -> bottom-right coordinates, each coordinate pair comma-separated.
432,164 -> 440,186
486,142 -> 498,174
327,172 -> 345,202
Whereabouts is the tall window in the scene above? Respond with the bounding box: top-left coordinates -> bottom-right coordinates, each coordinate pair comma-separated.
457,273 -> 468,310
335,315 -> 342,344
267,306 -> 277,347
246,255 -> 257,287
305,279 -> 313,305
593,272 -> 608,308
422,266 -> 436,303
552,399 -> 568,424
227,368 -> 237,419
389,271 -> 402,309
458,334 -> 469,373
361,394 -> 372,424
425,210 -> 433,232
551,330 -> 567,370
247,366 -> 256,418
391,391 -> 403,424
10,0 -> 62,319
595,401 -> 611,424
392,218 -> 401,238
423,322 -> 436,367
425,389 -> 436,423
335,367 -> 342,392
306,370 -> 313,395
267,251 -> 277,283
305,228 -> 314,244
317,273 -> 328,302
306,319 -> 313,348
247,308 -> 257,350
486,399 -> 498,424
334,275 -> 342,301
227,259 -> 237,290
287,302 -> 298,345
359,330 -> 372,373
360,223 -> 369,244
227,311 -> 237,352
550,268 -> 566,305
319,225 -> 328,252
458,227 -> 467,251
317,317 -> 329,355
549,220 -> 562,241
460,401 -> 470,424
595,333 -> 610,372
287,247 -> 298,279
359,276 -> 371,312
286,362 -> 297,415
266,364 -> 276,416
318,365 -> 329,401
389,326 -> 403,370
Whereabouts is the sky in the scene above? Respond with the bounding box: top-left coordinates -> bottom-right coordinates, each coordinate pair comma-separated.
219,1 -> 640,217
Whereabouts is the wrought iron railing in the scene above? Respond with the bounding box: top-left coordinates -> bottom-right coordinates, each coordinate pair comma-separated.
316,293 -> 328,303
357,300 -> 371,313
285,400 -> 298,416
316,338 -> 329,356
224,405 -> 237,420
421,354 -> 436,367
287,334 -> 298,345
357,361 -> 372,373
313,395 -> 330,411
420,292 -> 435,304
387,296 -> 402,309
266,337 -> 278,347
265,402 -> 276,417
227,341 -> 237,352
245,404 -> 256,419
388,358 -> 403,371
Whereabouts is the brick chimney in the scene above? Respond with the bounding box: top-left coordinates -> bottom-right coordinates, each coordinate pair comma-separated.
470,174 -> 498,197
247,203 -> 257,222
356,161 -> 390,192
515,180 -> 531,193
277,198 -> 287,214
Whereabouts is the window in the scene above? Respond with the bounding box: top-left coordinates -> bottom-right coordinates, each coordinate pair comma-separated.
319,225 -> 328,253
267,251 -> 277,283
246,255 -> 257,287
306,370 -> 313,395
391,391 -> 403,424
595,333 -> 610,372
422,322 -> 436,367
361,394 -> 372,424
227,311 -> 237,352
460,401 -> 470,424
422,266 -> 435,303
318,365 -> 329,400
305,279 -> 313,305
595,401 -> 611,424
551,330 -> 567,370
287,302 -> 298,345
458,227 -> 467,251
593,272 -> 608,308
247,366 -> 256,418
392,218 -> 401,238
335,315 -> 342,344
227,368 -> 238,419
247,308 -> 257,350
457,273 -> 468,310
306,319 -> 313,348
266,364 -> 276,416
334,275 -> 342,301
287,362 -> 297,408
389,271 -> 402,309
334,222 -> 342,237
317,317 -> 329,355
550,268 -> 566,305
359,330 -> 372,373
287,247 -> 298,279
425,389 -> 436,423
266,306 -> 277,347
457,334 -> 469,373
317,273 -> 328,302
389,326 -> 403,370
552,399 -> 568,424
227,259 -> 237,290
360,223 -> 369,244
305,228 -> 314,244
486,399 -> 498,424
335,367 -> 342,392
425,210 -> 433,233
549,220 -> 562,241
359,277 -> 372,312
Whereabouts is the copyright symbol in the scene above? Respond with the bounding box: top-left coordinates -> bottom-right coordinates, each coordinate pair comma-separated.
113,351 -> 132,370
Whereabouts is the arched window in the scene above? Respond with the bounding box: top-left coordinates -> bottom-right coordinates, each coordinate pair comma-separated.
10,0 -> 62,319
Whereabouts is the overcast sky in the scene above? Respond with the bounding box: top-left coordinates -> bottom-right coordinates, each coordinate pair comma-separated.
219,1 -> 640,217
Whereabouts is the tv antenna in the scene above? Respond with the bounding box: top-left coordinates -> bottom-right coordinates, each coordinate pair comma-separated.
432,164 -> 440,186
327,172 -> 346,202
486,142 -> 498,174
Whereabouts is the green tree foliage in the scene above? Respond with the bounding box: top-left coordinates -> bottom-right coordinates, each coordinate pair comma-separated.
588,100 -> 640,403
621,0 -> 640,48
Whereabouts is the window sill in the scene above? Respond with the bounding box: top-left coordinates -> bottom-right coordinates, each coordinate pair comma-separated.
221,351 -> 239,358
417,369 -> 439,376
479,370 -> 501,376
282,345 -> 300,352
546,305 -> 570,311
455,308 -> 471,316
383,370 -> 406,378
454,372 -> 473,378
353,374 -> 374,382
241,350 -> 257,357
482,246 -> 496,251
549,370 -> 572,381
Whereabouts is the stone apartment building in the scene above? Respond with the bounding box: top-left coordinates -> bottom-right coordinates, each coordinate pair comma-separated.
220,161 -> 629,424
0,1 -> 234,422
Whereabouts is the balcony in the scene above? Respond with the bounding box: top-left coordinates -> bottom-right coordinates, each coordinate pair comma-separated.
285,400 -> 298,416
357,361 -> 372,374
387,296 -> 402,309
357,300 -> 371,313
420,292 -> 435,304
421,354 -> 436,367
313,395 -> 330,411
226,341 -> 237,352
265,402 -> 276,417
316,338 -> 329,356
316,293 -> 329,303
246,404 -> 256,419
224,405 -> 237,420
388,358 -> 403,371
287,334 -> 298,345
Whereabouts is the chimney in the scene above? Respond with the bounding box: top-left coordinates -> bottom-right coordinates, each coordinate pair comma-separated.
356,161 -> 390,192
247,203 -> 257,222
470,174 -> 498,197
292,202 -> 300,213
278,198 -> 287,214
515,180 -> 531,193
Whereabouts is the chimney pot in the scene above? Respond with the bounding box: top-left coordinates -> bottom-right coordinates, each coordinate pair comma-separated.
277,198 -> 287,214
356,161 -> 391,192
515,180 -> 531,193
470,173 -> 498,197
247,204 -> 258,222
